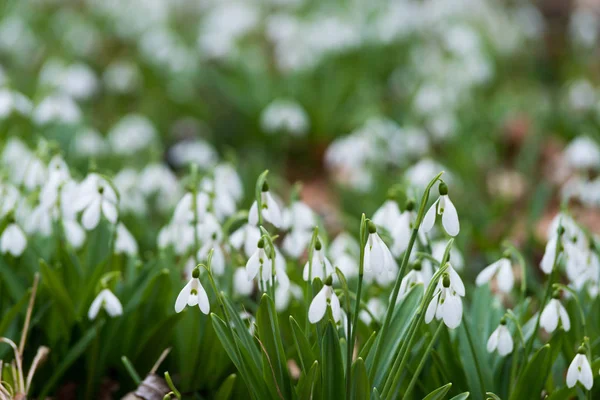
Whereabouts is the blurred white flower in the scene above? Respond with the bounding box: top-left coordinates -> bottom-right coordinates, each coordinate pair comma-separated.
0,222 -> 27,256
249,187 -> 282,228
564,136 -> 600,171
476,257 -> 514,293
566,351 -> 593,390
234,267 -> 254,296
168,139 -> 218,168
308,282 -> 341,324
372,199 -> 402,235
108,114 -> 157,155
88,289 -> 123,320
487,322 -> 513,356
114,169 -> 147,215
540,297 -> 570,333
115,223 -> 138,256
566,80 -> 596,113
73,174 -> 119,230
230,223 -> 261,258
261,99 -> 309,137
33,93 -> 81,125
303,240 -> 334,281
103,60 -> 141,94
73,128 -> 108,157
0,88 -> 32,119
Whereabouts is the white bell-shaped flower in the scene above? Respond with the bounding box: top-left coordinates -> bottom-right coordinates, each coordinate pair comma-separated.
308,278 -> 341,324
23,156 -> 47,190
62,219 -> 86,249
422,182 -> 459,237
88,288 -> 123,320
283,229 -> 313,258
398,263 -> 426,298
487,320 -> 513,356
476,257 -> 514,293
174,268 -> 210,314
198,241 -> 225,276
173,191 -> 209,224
0,222 -> 27,256
540,297 -> 571,333
540,236 -> 560,274
234,267 -> 254,296
214,163 -> 243,203
391,210 -> 412,256
282,201 -> 315,232
72,174 -> 118,230
248,183 -> 282,228
364,222 -> 395,276
115,223 -> 138,256
566,350 -> 593,390
425,267 -> 465,329
303,239 -> 334,281
372,199 -> 402,234
230,223 -> 261,258
245,238 -> 272,282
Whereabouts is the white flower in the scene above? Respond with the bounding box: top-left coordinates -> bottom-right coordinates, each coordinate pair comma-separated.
308,283 -> 341,324
249,187 -> 282,228
174,273 -> 210,314
372,199 -> 402,234
540,236 -> 560,274
398,266 -> 426,298
303,241 -> 334,281
23,156 -> 46,190
422,182 -> 459,237
88,289 -> 123,320
540,298 -> 571,333
233,267 -> 254,296
282,201 -> 315,232
214,163 -> 243,203
230,223 -> 261,258
476,257 -> 514,293
63,219 -> 86,249
564,136 -> 600,170
115,223 -> 138,256
425,266 -> 465,329
260,99 -> 309,137
198,241 -> 225,276
283,229 -> 313,258
364,224 -> 395,276
0,222 -> 27,256
487,322 -> 513,356
245,241 -> 271,282
391,210 -> 413,256
566,352 -> 593,390
108,114 -> 156,155
172,192 -> 209,224
73,174 -> 119,230
359,298 -> 385,325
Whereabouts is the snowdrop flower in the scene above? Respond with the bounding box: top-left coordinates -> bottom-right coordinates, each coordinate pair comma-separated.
372,198 -> 402,234
246,238 -> 271,282
249,181 -> 282,228
88,289 -> 123,320
329,232 -> 359,278
359,298 -> 385,325
540,226 -> 565,274
260,99 -> 309,137
73,128 -> 108,158
364,221 -> 395,276
197,235 -> 225,276
487,319 -> 513,356
282,201 -> 315,232
213,163 -> 243,203
233,267 -> 254,296
174,267 -> 210,314
0,221 -> 27,256
230,223 -> 261,258
564,136 -> 600,171
172,191 -> 209,224
283,229 -> 313,258
391,200 -> 417,256
476,255 -> 514,293
23,156 -> 46,190
422,182 -> 459,237
73,174 -> 118,230
275,283 -> 303,312
425,265 -> 465,329
398,261 -> 426,298
431,240 -> 464,270
303,238 -> 334,281
62,219 -> 86,249
566,348 -> 593,390
308,276 -> 341,324
115,223 -> 138,256
33,93 -> 81,125
108,114 -> 156,155
540,294 -> 571,333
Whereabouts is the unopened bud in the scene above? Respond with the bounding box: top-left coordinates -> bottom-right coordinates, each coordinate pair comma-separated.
405,198 -> 416,211
442,273 -> 451,288
262,181 -> 269,192
324,275 -> 333,286
438,182 -> 448,196
367,221 -> 377,234
315,239 -> 322,251
192,267 -> 200,279
257,238 -> 265,249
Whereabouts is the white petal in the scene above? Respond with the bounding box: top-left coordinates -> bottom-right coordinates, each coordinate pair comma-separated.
330,291 -> 342,323
540,238 -> 557,274
448,265 -> 465,297
1,224 -> 27,256
246,251 -> 262,281
369,235 -> 385,275
497,326 -> 513,356
264,193 -> 282,228
88,291 -> 105,320
308,287 -> 328,324
174,280 -> 192,313
422,200 -> 438,233
425,293 -> 439,324
442,293 -> 463,329
63,220 -> 86,249
540,300 -> 559,333
196,280 -> 210,315
558,303 -> 571,331
102,289 -> 123,317
234,268 -> 254,296
475,260 -> 501,287
441,196 -> 459,236
102,200 -> 118,224
566,354 -> 581,388
580,355 -> 594,390
486,328 -> 499,353
248,201 -> 259,226
496,259 -> 514,293
82,198 -> 102,230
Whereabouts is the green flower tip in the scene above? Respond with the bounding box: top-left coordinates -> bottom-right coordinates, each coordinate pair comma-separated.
557,226 -> 565,236
442,273 -> 451,288
500,317 -> 507,325
192,267 -> 200,279
412,260 -> 422,271
577,346 -> 586,355
502,250 -> 511,259
405,198 -> 416,211
367,220 -> 377,234
257,238 -> 265,249
324,275 -> 333,286
315,239 -> 322,251
438,182 -> 448,196
552,290 -> 561,299
261,181 -> 269,192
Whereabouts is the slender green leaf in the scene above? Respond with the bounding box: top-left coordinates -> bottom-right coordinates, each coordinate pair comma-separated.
290,316 -> 316,373
508,345 -> 551,400
450,393 -> 470,400
350,357 -> 370,400
215,373 -> 237,400
297,361 -> 319,400
322,322 -> 346,399
422,383 -> 452,400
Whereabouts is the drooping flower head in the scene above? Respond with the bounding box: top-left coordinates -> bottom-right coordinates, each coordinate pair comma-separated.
487,318 -> 513,356
476,252 -> 514,293
175,267 -> 210,315
303,237 -> 334,281
364,221 -> 395,277
566,345 -> 593,390
540,291 -> 571,333
425,266 -> 465,329
249,181 -> 282,228
88,288 -> 123,320
308,275 -> 341,324
422,182 -> 459,237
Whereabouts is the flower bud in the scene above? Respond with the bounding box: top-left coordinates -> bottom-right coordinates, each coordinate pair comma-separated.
405,198 -> 416,211
438,182 -> 448,196
557,226 -> 565,236
257,238 -> 265,249
315,239 -> 322,251
578,346 -> 586,355
367,221 -> 377,234
442,273 -> 451,288
500,317 -> 507,325
262,181 -> 269,192
192,267 -> 200,279
324,275 -> 333,286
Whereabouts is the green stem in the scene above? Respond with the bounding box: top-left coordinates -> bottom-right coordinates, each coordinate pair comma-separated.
402,323 -> 444,399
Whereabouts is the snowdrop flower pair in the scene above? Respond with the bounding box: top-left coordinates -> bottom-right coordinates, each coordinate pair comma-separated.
303,238 -> 334,281
476,254 -> 514,293
398,261 -> 426,298
540,293 -> 570,333
364,221 -> 395,277
249,181 -> 282,228
567,347 -> 593,390
422,182 -> 459,237
73,174 -> 119,230
487,318 -> 513,356
88,288 -> 123,320
425,264 -> 465,329
0,219 -> 27,256
175,267 -> 210,314
308,276 -> 341,324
